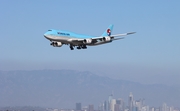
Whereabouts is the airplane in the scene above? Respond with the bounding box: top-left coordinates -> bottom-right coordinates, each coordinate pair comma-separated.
44,24 -> 135,50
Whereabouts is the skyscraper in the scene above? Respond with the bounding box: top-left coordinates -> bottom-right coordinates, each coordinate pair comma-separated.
114,104 -> 120,111
162,103 -> 167,111
116,98 -> 125,111
111,99 -> 116,111
76,103 -> 82,110
128,92 -> 134,111
104,101 -> 107,111
135,100 -> 141,111
108,94 -> 113,111
89,105 -> 94,111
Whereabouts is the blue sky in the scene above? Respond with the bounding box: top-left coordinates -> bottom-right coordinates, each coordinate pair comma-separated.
0,0 -> 180,83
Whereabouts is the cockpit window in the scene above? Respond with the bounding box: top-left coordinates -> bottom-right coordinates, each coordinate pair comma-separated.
48,30 -> 52,31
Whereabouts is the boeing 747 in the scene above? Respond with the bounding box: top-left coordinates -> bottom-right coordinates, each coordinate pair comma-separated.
44,24 -> 135,50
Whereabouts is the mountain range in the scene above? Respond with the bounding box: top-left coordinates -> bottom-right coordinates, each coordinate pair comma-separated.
0,70 -> 179,108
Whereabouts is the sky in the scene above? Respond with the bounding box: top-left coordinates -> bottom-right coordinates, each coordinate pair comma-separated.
0,0 -> 180,84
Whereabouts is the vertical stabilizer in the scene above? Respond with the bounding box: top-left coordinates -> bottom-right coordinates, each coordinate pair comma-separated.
101,24 -> 114,36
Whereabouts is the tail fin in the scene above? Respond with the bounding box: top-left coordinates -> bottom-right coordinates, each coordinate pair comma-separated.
101,24 -> 114,36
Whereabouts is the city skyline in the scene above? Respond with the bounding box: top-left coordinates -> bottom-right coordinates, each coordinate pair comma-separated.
73,92 -> 179,111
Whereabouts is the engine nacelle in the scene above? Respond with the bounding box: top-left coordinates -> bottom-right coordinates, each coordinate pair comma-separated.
83,39 -> 92,44
103,37 -> 111,42
51,42 -> 63,47
56,42 -> 63,47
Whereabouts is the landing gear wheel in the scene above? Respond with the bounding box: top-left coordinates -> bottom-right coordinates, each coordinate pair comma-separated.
70,45 -> 74,50
77,46 -> 81,49
82,45 -> 87,49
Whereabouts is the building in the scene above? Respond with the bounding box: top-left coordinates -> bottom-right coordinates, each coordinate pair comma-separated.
111,99 -> 116,111
108,94 -> 113,111
76,103 -> 82,110
116,98 -> 125,111
128,92 -> 134,111
89,105 -> 94,111
104,101 -> 107,111
114,104 -> 120,111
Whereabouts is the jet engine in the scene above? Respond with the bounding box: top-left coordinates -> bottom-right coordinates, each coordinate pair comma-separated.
83,39 -> 92,44
51,42 -> 63,47
103,37 -> 111,42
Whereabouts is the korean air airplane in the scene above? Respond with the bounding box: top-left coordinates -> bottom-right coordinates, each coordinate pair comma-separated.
44,24 -> 135,50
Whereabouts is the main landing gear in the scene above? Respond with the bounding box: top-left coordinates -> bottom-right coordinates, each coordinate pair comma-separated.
69,45 -> 87,50
70,45 -> 74,50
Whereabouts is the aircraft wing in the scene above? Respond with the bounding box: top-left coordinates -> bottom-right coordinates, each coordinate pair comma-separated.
92,32 -> 136,40
110,32 -> 136,37
68,32 -> 135,43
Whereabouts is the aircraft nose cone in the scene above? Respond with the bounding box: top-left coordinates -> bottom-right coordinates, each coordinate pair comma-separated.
44,33 -> 48,38
44,34 -> 46,37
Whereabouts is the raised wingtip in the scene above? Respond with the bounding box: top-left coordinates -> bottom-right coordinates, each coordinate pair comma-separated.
127,32 -> 136,35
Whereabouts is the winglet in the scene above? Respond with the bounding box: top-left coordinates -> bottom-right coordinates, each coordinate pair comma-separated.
127,32 -> 136,35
